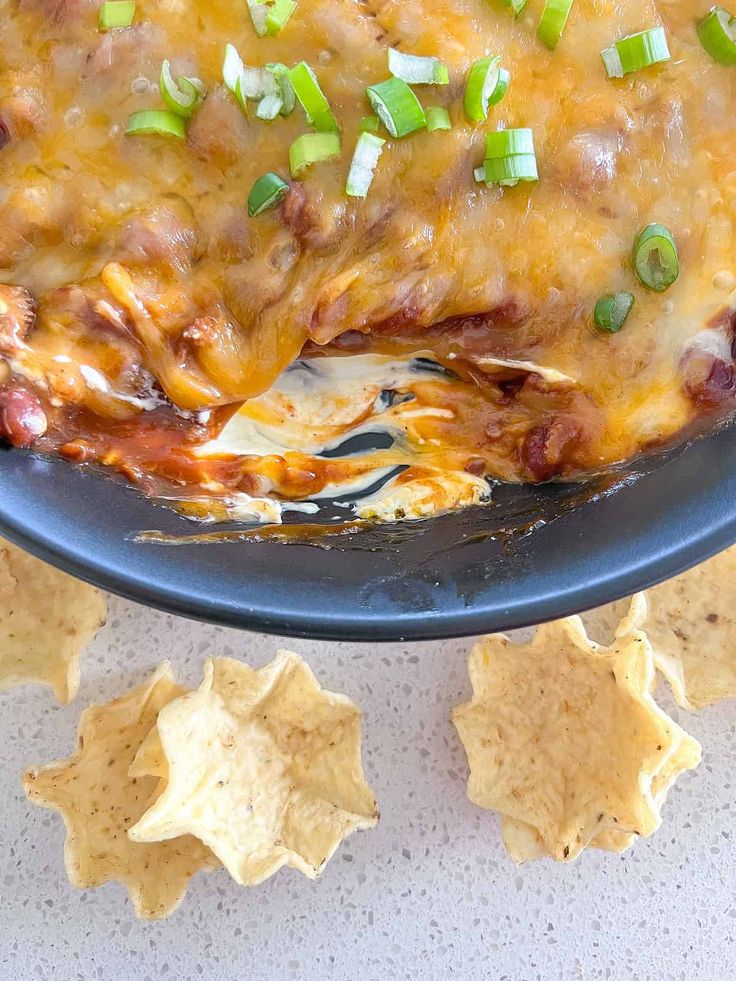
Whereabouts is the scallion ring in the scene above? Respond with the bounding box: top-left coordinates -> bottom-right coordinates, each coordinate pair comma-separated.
426,106 -> 452,132
601,27 -> 671,78
248,173 -> 289,217
593,292 -> 634,333
486,127 -> 535,158
537,0 -> 574,50
698,6 -> 736,65
246,0 -> 268,36
126,109 -> 186,140
289,131 -> 341,176
159,60 -> 204,119
366,77 -> 426,138
288,62 -> 339,133
464,57 -> 508,122
266,63 -> 296,116
633,224 -> 679,292
266,0 -> 297,35
481,154 -> 539,186
387,48 -> 449,85
346,132 -> 386,197
99,0 -> 135,30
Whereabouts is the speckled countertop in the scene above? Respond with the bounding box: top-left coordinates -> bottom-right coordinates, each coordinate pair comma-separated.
0,595 -> 734,980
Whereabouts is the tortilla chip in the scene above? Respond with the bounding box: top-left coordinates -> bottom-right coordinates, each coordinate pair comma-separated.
579,594 -> 646,646
452,618 -> 701,863
628,546 -> 736,710
129,650 -> 379,885
0,539 -> 106,702
23,663 -> 216,919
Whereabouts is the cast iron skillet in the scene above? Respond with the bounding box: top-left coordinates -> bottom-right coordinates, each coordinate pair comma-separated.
0,420 -> 734,641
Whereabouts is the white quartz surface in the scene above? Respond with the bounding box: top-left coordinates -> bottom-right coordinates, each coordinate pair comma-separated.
0,595 -> 735,980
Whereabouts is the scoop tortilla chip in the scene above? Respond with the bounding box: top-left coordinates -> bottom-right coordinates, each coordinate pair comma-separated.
579,594 -> 646,647
0,538 -> 106,702
129,650 -> 379,885
632,546 -> 736,710
23,663 -> 216,919
452,618 -> 701,863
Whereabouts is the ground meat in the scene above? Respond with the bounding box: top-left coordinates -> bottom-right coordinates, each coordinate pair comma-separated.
0,286 -> 36,355
117,203 -> 199,274
187,88 -> 251,169
0,386 -> 47,447
521,416 -> 583,481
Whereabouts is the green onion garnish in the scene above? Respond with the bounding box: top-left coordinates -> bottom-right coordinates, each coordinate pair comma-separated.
366,77 -> 426,138
246,0 -> 268,36
426,106 -> 452,132
289,131 -> 341,176
479,154 -> 539,186
256,92 -> 283,119
464,57 -> 509,122
387,48 -> 449,85
698,6 -> 736,65
125,109 -> 186,140
266,0 -> 296,35
288,62 -> 339,133
601,27 -> 670,78
346,132 -> 386,198
223,43 -> 245,94
98,0 -> 135,30
593,292 -> 634,333
486,127 -> 534,157
159,60 -> 204,119
503,0 -> 529,13
477,127 -> 538,187
248,172 -> 289,216
266,63 -> 296,116
538,0 -> 574,50
359,115 -> 380,133
633,224 -> 679,292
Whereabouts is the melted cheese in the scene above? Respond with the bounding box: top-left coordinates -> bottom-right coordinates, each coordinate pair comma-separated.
1,0 -> 736,522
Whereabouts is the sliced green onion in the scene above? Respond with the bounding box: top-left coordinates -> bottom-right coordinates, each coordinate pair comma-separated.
288,61 -> 339,133
223,43 -> 244,93
125,109 -> 186,140
486,127 -> 534,157
464,57 -> 509,122
248,173 -> 289,216
601,27 -> 670,78
266,63 -> 296,115
633,224 -> 679,292
426,106 -> 452,132
480,154 -> 539,186
387,48 -> 449,85
99,0 -> 135,29
266,0 -> 297,35
366,77 -> 426,138
593,292 -> 634,333
256,92 -> 283,119
537,0 -> 574,50
359,115 -> 380,132
698,6 -> 736,65
346,132 -> 386,197
503,0 -> 529,13
159,60 -> 204,119
247,0 -> 268,36
289,131 -> 341,176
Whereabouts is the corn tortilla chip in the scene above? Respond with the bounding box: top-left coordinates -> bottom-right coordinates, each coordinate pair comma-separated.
579,594 -> 645,647
633,546 -> 736,710
0,538 -> 106,702
23,663 -> 217,919
129,650 -> 379,885
453,618 -> 701,863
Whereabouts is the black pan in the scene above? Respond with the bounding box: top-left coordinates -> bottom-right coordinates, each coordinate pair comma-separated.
0,421 -> 734,641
